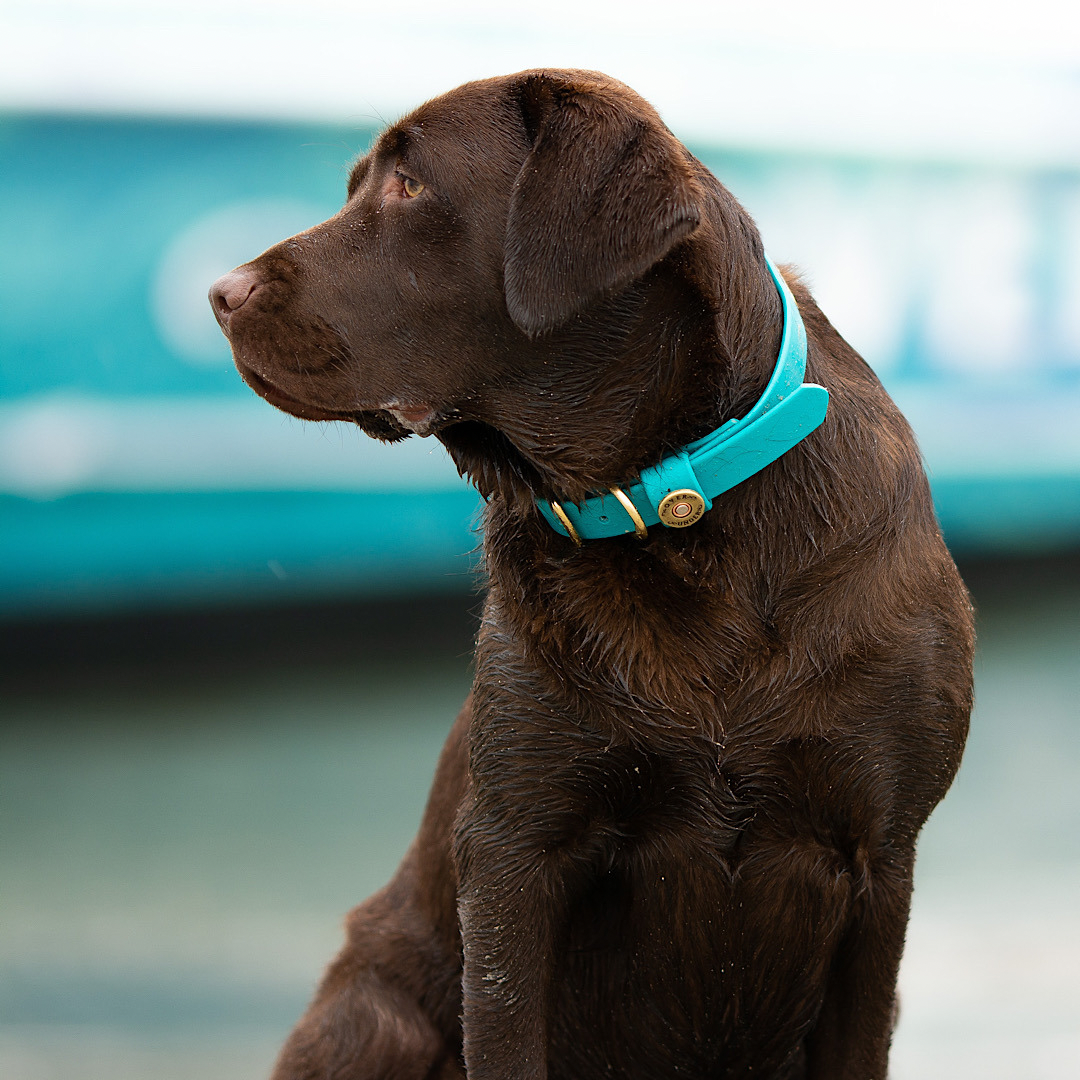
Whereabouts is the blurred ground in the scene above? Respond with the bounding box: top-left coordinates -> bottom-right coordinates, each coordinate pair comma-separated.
1,556 -> 1078,1080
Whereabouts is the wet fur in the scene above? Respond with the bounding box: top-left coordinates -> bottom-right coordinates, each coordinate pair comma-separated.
211,69 -> 974,1080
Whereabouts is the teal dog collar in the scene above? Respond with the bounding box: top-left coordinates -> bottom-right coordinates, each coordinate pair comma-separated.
538,257 -> 829,543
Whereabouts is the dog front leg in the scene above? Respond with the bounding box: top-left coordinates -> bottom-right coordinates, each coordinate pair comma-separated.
804,856 -> 914,1080
456,821 -> 576,1080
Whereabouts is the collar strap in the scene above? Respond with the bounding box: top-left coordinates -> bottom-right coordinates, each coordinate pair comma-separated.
538,256 -> 829,543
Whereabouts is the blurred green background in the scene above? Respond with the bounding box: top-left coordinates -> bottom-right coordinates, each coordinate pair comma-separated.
2,2 -> 1079,1078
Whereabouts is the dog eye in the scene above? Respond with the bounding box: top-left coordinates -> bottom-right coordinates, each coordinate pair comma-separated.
402,176 -> 425,198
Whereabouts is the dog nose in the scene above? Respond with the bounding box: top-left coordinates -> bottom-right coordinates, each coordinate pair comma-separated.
210,267 -> 261,325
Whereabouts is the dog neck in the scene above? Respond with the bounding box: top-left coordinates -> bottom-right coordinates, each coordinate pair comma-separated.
536,257 -> 828,543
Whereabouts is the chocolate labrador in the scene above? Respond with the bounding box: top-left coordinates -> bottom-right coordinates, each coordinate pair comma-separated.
210,69 -> 973,1080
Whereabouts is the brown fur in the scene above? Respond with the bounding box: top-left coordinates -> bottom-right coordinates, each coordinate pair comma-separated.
210,69 -> 974,1080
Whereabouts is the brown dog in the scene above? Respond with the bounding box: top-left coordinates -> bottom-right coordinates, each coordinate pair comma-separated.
210,69 -> 974,1080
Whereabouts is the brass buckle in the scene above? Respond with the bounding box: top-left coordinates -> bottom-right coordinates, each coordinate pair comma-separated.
610,486 -> 648,539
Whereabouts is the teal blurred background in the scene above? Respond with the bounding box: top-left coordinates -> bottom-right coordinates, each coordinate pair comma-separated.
2,2 -> 1079,1078
2,115 -> 1080,612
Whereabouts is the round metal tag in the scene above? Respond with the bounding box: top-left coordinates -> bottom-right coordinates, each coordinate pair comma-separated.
657,489 -> 706,528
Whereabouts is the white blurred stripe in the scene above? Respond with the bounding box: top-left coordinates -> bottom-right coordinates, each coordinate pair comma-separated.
891,387 -> 1080,479
0,395 -> 465,498
1,0 -> 1079,167
1,390 -> 1078,499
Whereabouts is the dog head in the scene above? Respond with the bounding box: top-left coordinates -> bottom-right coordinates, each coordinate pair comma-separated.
210,69 -> 776,504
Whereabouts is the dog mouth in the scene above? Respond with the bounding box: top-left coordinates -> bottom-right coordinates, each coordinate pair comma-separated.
235,363 -> 357,422
235,362 -> 450,440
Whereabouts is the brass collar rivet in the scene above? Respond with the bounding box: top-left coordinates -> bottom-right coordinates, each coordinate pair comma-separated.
658,489 -> 706,528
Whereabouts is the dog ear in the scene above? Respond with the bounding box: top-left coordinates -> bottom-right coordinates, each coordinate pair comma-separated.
504,73 -> 703,336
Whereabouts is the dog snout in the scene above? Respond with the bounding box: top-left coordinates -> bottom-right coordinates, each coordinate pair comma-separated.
209,267 -> 262,329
